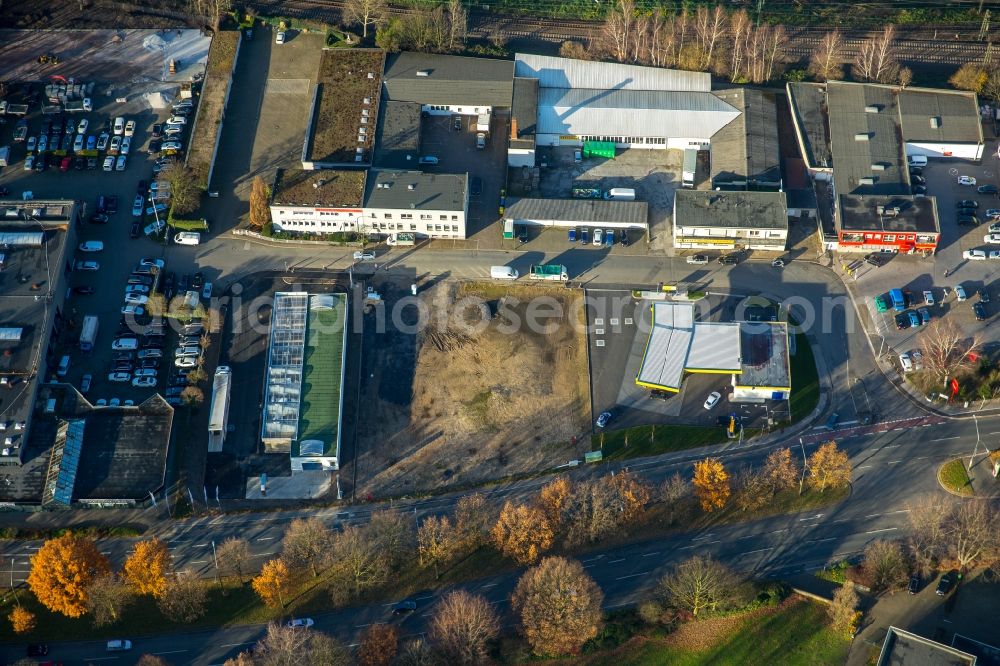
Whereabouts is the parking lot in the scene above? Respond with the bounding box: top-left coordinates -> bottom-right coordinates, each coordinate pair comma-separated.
0,83 -> 206,406
420,110 -> 508,241
850,148 -> 1000,367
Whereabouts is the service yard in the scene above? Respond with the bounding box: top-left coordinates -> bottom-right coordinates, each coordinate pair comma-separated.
355,280 -> 591,497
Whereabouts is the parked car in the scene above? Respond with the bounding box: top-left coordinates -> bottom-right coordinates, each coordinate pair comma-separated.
120,304 -> 145,316
978,184 -> 998,194
72,285 -> 95,295
75,260 -> 100,271
595,411 -> 612,428
958,175 -> 977,186
174,231 -> 200,245
108,371 -> 131,383
89,214 -> 109,224
174,356 -> 198,368
353,250 -> 375,261
718,254 -> 740,265
974,302 -> 989,321
918,307 -> 931,325
935,572 -> 955,596
956,285 -> 968,301
703,391 -> 722,410
907,310 -> 921,327
276,31 -> 286,44
86,134 -> 97,150
107,195 -> 118,214
125,284 -> 150,294
894,313 -> 909,330
908,575 -> 920,594
899,352 -> 913,372
161,140 -> 182,152
120,136 -> 131,155
103,155 -> 115,171
109,135 -> 122,154
132,195 -> 144,216
116,155 -> 127,171
138,349 -> 163,359
957,199 -> 978,209
97,132 -> 109,150
80,374 -> 92,393
963,249 -> 987,261
130,220 -> 141,238
151,123 -> 163,138
985,233 -> 1000,244
922,290 -> 934,306
79,240 -> 104,252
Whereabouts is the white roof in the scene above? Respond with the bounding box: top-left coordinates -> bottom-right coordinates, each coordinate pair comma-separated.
636,302 -> 695,391
535,88 -> 740,140
515,53 -> 711,92
687,323 -> 742,372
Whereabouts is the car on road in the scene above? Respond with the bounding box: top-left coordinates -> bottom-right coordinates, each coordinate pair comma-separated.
922,290 -> 934,306
771,258 -> 785,268
985,233 -> 1000,244
130,220 -> 141,238
978,184 -> 998,194
595,411 -> 612,428
718,254 -> 740,265
392,601 -> 417,615
974,302 -> 988,321
935,572 -> 955,596
107,639 -> 132,651
26,644 -> 49,657
963,249 -> 987,261
686,254 -> 709,265
287,618 -> 315,629
353,250 -> 375,261
78,240 -> 104,252
703,391 -> 722,410
470,176 -> 482,196
899,352 -> 913,372
908,575 -> 920,594
958,175 -> 977,186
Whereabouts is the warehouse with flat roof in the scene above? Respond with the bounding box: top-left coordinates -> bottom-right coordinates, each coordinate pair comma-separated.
504,197 -> 649,231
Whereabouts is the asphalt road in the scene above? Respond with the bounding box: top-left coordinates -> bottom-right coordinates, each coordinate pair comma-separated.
2,412 -> 997,664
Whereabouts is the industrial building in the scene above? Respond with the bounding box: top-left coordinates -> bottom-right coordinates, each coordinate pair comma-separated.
208,366 -> 231,453
710,88 -> 783,191
787,80 -> 981,252
269,169 -> 468,239
504,197 -> 649,232
513,54 -> 740,151
877,627 -> 977,666
382,51 -> 514,115
635,302 -> 791,402
673,190 -> 789,251
261,292 -> 347,473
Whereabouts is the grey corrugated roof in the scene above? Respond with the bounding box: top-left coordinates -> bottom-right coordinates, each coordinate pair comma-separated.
898,88 -> 982,145
515,53 -> 710,92
505,197 -> 648,226
839,194 -> 940,234
674,190 -> 788,230
383,52 -> 514,107
536,88 -> 739,139
373,99 -> 423,169
365,170 -> 467,212
827,81 -> 909,197
711,88 -> 782,188
787,82 -> 832,169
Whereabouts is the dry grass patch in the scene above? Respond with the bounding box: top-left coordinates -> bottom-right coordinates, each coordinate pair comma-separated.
187,30 -> 239,186
307,48 -> 385,164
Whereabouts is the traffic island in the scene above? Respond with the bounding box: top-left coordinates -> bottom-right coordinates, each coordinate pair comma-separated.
938,458 -> 974,496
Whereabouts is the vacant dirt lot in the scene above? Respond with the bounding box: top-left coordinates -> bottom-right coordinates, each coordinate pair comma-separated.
356,281 -> 592,497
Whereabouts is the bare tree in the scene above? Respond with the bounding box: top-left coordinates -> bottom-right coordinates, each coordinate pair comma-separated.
216,537 -> 252,583
855,25 -> 900,83
763,25 -> 787,82
454,493 -> 491,548
418,515 -> 459,579
367,509 -> 415,570
918,319 -> 983,382
861,540 -> 908,591
982,68 -> 1000,102
907,496 -> 950,575
601,0 -> 636,63
330,524 -> 390,600
657,555 -> 740,616
446,0 -> 467,52
281,517 -> 332,578
763,447 -> 800,494
343,0 -> 387,39
734,467 -> 770,512
809,30 -> 845,81
660,472 -> 691,524
358,624 -> 399,666
559,41 -> 589,60
428,590 -> 500,665
694,5 -> 727,71
728,9 -> 752,81
85,573 -> 133,627
208,0 -> 232,31
157,572 -> 208,623
248,623 -> 351,666
394,639 -> 437,666
949,501 -> 999,569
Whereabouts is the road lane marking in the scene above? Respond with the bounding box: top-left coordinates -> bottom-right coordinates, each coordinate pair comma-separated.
257,536 -> 275,541
642,551 -> 661,557
864,527 -> 898,534
809,537 -> 837,543
608,558 -> 626,564
888,461 -> 902,464
152,650 -> 189,655
865,513 -> 881,518
191,560 -> 208,564
931,436 -> 960,441
194,543 -> 209,547
740,548 -> 774,555
481,583 -> 498,588
615,571 -> 649,580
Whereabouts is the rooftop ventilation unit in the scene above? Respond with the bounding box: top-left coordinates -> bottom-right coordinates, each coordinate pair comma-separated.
408,184 -> 415,190
930,116 -> 941,128
854,133 -> 870,142
871,163 -> 886,171
865,105 -> 880,113
416,70 -> 431,77
367,72 -> 374,79
363,97 -> 371,105
858,177 -> 875,185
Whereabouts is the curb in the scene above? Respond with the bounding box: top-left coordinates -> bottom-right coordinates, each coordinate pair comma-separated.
935,458 -> 977,498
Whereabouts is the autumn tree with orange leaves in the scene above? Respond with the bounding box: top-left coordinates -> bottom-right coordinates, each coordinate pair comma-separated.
807,441 -> 852,492
123,538 -> 173,598
252,558 -> 291,608
27,534 -> 110,618
491,502 -> 553,565
9,606 -> 36,633
538,477 -> 573,531
693,458 -> 730,512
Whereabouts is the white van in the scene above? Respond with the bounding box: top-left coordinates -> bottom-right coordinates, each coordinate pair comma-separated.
174,232 -> 201,246
603,188 -> 636,201
111,337 -> 139,351
907,155 -> 928,168
490,266 -> 519,280
56,355 -> 70,377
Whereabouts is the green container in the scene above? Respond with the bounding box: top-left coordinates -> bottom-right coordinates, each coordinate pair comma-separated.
583,141 -> 615,159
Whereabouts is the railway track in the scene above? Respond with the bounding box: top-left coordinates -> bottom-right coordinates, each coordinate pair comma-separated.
271,0 -> 992,65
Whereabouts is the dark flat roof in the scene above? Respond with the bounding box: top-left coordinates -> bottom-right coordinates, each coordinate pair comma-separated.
878,627 -> 976,666
383,52 -> 514,108
364,170 -> 467,212
839,194 -> 940,234
271,169 -> 367,208
711,88 -> 782,187
505,197 -> 648,226
511,76 -> 538,150
787,82 -> 832,169
675,190 -> 788,230
373,99 -> 423,169
898,88 -> 983,145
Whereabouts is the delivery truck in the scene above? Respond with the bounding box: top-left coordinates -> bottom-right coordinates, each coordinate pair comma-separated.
529,264 -> 569,281
682,148 -> 697,188
603,188 -> 636,201
79,315 -> 99,351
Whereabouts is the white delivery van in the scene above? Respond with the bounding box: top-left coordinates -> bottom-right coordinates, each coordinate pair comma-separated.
603,188 -> 636,201
907,155 -> 928,167
56,355 -> 71,377
490,266 -> 519,280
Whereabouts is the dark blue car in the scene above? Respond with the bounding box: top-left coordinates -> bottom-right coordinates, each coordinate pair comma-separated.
568,228 -> 577,242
